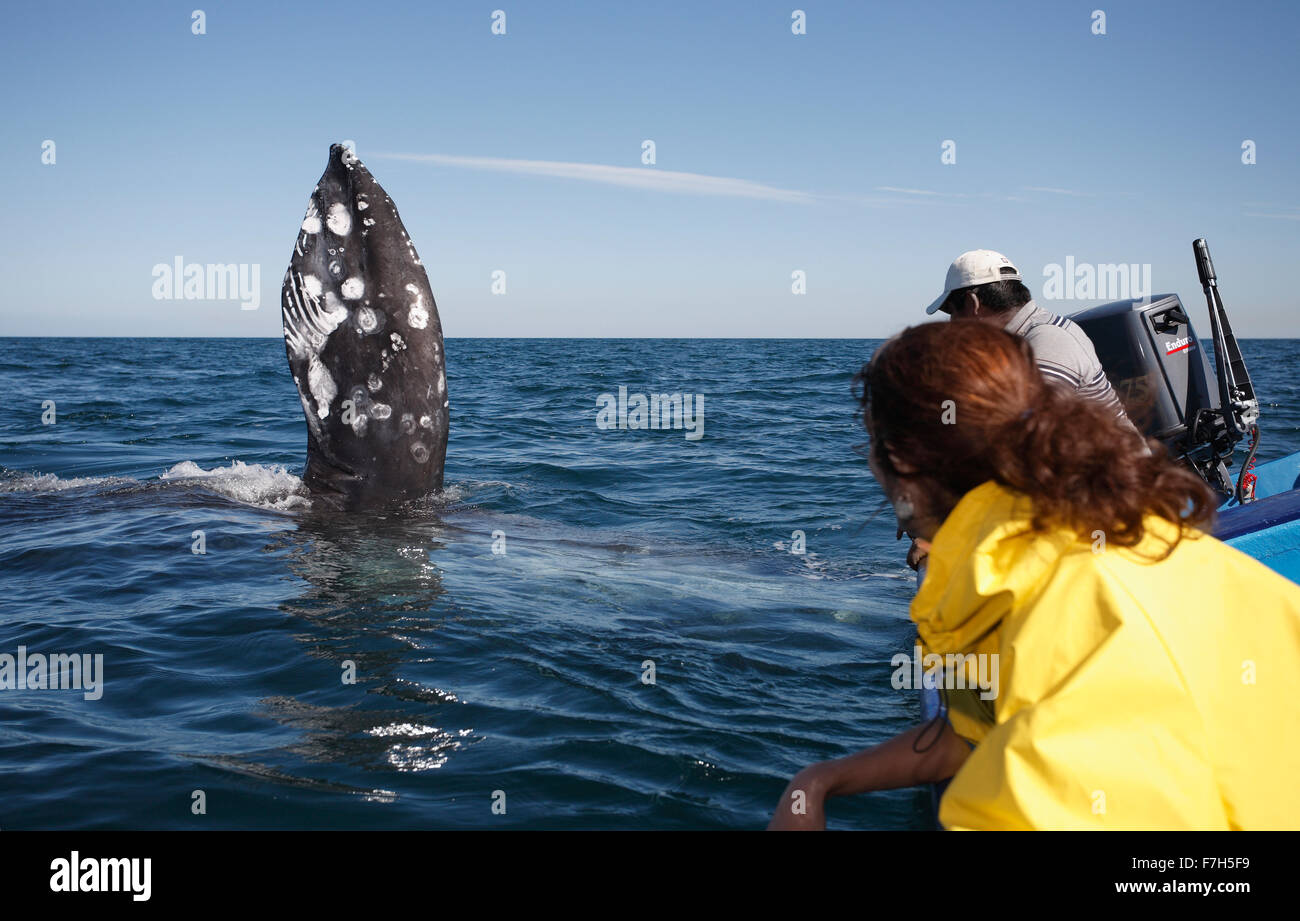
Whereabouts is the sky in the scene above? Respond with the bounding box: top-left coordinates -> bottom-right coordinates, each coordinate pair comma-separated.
2,0 -> 1298,337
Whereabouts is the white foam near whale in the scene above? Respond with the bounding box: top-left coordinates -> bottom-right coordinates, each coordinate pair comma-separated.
161,460 -> 311,510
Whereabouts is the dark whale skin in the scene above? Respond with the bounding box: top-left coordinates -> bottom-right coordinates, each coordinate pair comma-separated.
281,144 -> 448,509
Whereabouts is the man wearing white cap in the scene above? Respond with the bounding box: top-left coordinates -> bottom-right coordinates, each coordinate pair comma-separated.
903,250 -> 1137,569
926,249 -> 1129,420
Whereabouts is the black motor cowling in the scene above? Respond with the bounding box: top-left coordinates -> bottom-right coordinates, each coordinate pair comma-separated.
1072,294 -> 1238,497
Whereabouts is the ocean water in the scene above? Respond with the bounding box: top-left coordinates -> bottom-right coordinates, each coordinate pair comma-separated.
1,337 -> 1297,830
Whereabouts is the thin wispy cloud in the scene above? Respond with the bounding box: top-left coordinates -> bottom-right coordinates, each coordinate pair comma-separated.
1022,186 -> 1095,197
1243,203 -> 1300,220
869,186 -> 986,202
371,153 -> 1088,211
370,152 -> 816,203
874,186 -> 945,196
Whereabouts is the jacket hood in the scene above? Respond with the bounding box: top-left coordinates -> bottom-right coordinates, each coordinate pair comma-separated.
911,481 -> 1079,656
912,480 -> 1189,656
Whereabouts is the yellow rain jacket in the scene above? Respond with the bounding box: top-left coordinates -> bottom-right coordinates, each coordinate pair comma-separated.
912,480 -> 1300,830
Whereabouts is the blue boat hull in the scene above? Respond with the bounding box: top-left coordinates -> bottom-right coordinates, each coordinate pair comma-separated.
1217,452 -> 1300,583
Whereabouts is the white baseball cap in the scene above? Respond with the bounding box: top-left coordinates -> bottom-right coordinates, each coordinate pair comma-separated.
925,249 -> 1022,314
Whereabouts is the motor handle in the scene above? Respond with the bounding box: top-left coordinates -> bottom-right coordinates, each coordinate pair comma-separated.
1194,238 -> 1216,287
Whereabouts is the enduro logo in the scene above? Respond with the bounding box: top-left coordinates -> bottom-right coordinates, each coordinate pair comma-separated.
1166,336 -> 1193,355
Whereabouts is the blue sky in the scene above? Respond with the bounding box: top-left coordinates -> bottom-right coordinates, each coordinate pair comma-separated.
2,0 -> 1297,337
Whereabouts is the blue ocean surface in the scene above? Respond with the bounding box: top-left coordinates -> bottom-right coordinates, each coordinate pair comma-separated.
1,337 -> 1297,830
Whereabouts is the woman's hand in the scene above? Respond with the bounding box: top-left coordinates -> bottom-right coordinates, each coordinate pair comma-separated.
767,721 -> 972,830
767,764 -> 832,830
907,538 -> 932,571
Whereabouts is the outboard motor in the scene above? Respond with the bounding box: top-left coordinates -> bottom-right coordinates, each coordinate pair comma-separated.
1071,240 -> 1260,503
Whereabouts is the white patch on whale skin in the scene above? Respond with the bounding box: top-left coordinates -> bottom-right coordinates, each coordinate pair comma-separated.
367,373 -> 382,392
341,277 -> 364,299
410,442 -> 430,464
419,415 -> 433,429
350,413 -> 368,435
400,413 -> 416,434
290,375 -> 324,442
356,196 -> 369,211
357,307 -> 378,332
437,370 -> 446,394
319,292 -> 348,335
283,271 -> 348,360
370,403 -> 392,420
404,284 -> 429,329
390,333 -> 406,351
363,218 -> 376,228
307,357 -> 337,419
300,202 -> 322,237
326,203 -> 352,236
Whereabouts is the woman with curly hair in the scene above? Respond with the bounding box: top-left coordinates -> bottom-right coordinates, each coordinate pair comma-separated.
769,321 -> 1300,830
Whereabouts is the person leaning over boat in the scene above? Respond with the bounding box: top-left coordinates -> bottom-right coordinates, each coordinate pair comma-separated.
768,321 -> 1300,830
903,249 -> 1140,569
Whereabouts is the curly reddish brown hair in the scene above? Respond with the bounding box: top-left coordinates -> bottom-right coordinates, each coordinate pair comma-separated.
855,321 -> 1216,554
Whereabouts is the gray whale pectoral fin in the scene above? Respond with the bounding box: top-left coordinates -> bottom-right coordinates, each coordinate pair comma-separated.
282,144 -> 448,509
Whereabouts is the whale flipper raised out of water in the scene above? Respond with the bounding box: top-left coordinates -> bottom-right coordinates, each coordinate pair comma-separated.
281,144 -> 448,509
